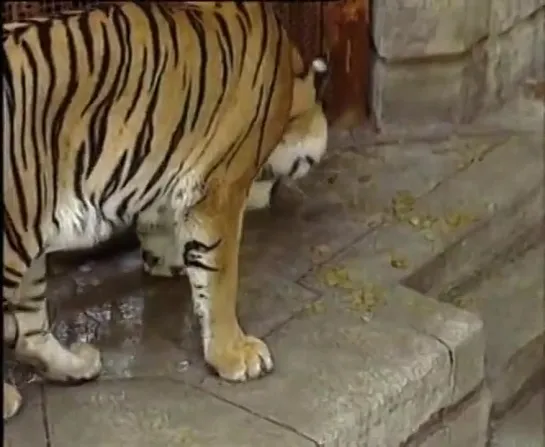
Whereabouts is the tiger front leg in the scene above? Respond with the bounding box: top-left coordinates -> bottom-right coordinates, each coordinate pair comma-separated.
4,255 -> 102,388
182,187 -> 273,381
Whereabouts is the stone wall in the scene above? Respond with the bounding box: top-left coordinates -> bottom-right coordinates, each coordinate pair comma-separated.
371,0 -> 545,132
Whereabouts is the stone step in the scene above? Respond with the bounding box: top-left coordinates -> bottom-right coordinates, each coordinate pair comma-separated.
439,235 -> 544,410
5,283 -> 485,447
490,390 -> 544,447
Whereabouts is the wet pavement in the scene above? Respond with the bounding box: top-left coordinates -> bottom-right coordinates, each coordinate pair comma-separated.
5,93 -> 544,446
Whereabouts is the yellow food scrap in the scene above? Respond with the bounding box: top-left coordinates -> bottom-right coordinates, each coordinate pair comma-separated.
391,190 -> 416,220
349,284 -> 384,313
321,266 -> 354,289
443,211 -> 479,230
389,253 -> 409,269
311,244 -> 332,263
304,299 -> 326,314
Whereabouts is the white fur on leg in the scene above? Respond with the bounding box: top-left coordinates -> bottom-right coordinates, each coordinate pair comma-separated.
17,335 -> 102,383
3,382 -> 22,420
246,180 -> 274,210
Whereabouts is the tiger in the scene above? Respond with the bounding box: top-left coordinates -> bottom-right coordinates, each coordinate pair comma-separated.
2,1 -> 328,420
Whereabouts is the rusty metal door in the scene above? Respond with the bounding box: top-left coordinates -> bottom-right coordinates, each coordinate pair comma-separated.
3,1 -> 371,129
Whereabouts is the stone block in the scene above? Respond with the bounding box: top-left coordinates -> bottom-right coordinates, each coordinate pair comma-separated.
372,0 -> 490,60
485,9 -> 545,108
370,285 -> 485,405
371,50 -> 488,131
490,390 -> 545,447
489,0 -> 545,34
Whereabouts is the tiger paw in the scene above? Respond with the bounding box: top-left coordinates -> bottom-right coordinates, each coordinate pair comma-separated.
141,249 -> 186,277
207,334 -> 274,382
3,382 -> 22,420
42,342 -> 102,384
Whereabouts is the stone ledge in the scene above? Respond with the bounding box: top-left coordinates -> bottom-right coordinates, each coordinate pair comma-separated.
196,287 -> 474,446
405,385 -> 491,447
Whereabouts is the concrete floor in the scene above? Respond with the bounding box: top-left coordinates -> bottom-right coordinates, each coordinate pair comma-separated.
4,92 -> 544,446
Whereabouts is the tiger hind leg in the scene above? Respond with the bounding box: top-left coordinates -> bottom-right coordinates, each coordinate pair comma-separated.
136,179 -> 279,279
136,207 -> 188,278
4,255 -> 102,388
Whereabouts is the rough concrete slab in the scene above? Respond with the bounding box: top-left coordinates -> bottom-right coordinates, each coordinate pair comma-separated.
4,385 -> 47,447
197,301 -> 453,447
44,380 -> 313,447
490,390 -> 545,447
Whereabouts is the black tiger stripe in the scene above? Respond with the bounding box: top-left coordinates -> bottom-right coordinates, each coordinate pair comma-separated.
36,25 -> 55,158
186,10 -> 208,132
135,3 -> 162,92
235,15 -> 247,76
99,151 -> 128,207
252,3 -> 268,87
3,208 -> 31,267
156,3 -> 180,66
137,65 -> 191,194
254,13 -> 284,168
110,8 -> 132,103
4,266 -> 23,279
82,22 -> 111,117
125,49 -> 170,191
123,46 -> 148,123
8,137 -> 29,230
19,65 -> 29,170
77,13 -> 95,73
50,20 -> 79,230
214,12 -> 234,68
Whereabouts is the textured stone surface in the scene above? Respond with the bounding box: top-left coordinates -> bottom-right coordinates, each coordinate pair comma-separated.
371,56 -> 473,131
474,244 -> 544,407
490,390 -> 545,447
4,385 -> 47,447
371,4 -> 545,129
366,286 -> 485,405
372,0 -> 490,59
408,387 -> 491,447
45,381 -> 313,447
485,9 -> 545,109
489,0 -> 545,33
